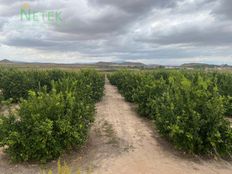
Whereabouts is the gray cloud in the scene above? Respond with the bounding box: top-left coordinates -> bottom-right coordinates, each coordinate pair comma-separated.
0,17 -> 7,31
213,0 -> 232,20
55,7 -> 133,37
4,38 -> 58,48
89,0 -> 177,13
54,0 -> 179,37
139,24 -> 232,46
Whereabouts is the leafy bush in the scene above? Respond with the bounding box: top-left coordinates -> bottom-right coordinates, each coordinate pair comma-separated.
214,72 -> 232,116
109,70 -> 232,157
154,75 -> 232,156
0,69 -> 105,103
77,70 -> 105,102
0,69 -> 67,102
108,70 -> 146,102
223,96 -> 232,117
215,72 -> 232,96
0,70 -> 104,162
0,89 -> 3,108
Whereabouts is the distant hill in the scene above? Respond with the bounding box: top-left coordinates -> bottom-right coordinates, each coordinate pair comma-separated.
0,59 -> 13,64
119,61 -> 145,67
95,61 -> 146,67
1,59 -> 230,69
0,59 -> 148,70
147,64 -> 165,68
181,63 -> 232,69
221,64 -> 232,68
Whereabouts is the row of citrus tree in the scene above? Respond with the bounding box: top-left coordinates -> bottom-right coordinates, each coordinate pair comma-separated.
0,69 -> 72,102
0,69 -> 105,163
210,72 -> 232,116
108,70 -> 232,158
183,71 -> 232,116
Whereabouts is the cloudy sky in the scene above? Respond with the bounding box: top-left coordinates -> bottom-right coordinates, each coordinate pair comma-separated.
0,0 -> 232,65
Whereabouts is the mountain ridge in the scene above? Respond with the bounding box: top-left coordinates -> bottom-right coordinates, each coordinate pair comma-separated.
0,59 -> 231,68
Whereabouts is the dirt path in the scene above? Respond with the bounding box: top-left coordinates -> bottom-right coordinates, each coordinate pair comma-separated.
1,80 -> 232,174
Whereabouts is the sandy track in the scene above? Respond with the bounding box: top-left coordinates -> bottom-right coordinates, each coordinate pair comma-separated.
92,79 -> 232,174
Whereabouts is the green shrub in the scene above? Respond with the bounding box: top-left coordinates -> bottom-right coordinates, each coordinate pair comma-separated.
0,90 -> 3,107
154,75 -> 232,156
215,72 -> 232,96
223,96 -> 232,117
214,73 -> 232,116
78,70 -> 105,102
0,69 -> 67,102
108,70 -> 146,102
0,70 -> 104,163
0,68 -> 105,103
0,87 -> 93,162
109,70 -> 232,157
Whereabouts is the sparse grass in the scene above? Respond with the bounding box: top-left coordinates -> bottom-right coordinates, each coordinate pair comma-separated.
102,121 -> 119,146
41,159 -> 93,174
94,127 -> 102,137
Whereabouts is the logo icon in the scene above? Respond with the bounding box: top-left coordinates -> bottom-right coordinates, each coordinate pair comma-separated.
20,2 -> 62,24
22,2 -> 30,9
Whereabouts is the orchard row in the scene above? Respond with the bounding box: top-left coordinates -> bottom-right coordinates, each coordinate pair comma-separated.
0,69 -> 105,162
109,70 -> 232,158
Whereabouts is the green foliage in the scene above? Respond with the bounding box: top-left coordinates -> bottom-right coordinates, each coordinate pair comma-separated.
109,70 -> 232,157
0,68 -> 105,103
0,69 -> 67,102
183,71 -> 232,117
215,72 -> 232,96
223,96 -> 232,116
0,89 -> 3,107
214,72 -> 232,116
77,70 -> 105,102
0,69 -> 104,163
108,70 -> 146,102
